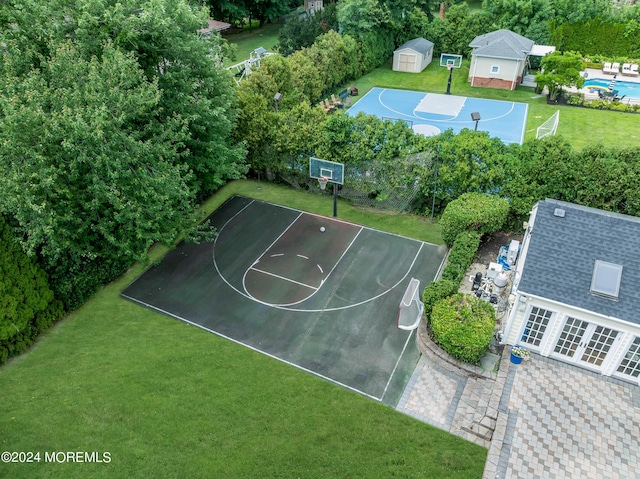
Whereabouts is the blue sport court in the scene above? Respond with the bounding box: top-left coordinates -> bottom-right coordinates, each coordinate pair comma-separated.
348,87 -> 529,145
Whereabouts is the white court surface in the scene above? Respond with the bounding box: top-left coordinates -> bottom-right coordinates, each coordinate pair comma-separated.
415,93 -> 466,116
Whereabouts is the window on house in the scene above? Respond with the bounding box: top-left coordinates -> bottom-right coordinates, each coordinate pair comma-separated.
590,260 -> 623,299
617,337 -> 640,378
521,306 -> 553,347
490,65 -> 499,74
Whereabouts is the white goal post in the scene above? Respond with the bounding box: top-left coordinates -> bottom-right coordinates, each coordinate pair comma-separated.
536,110 -> 560,139
397,278 -> 424,331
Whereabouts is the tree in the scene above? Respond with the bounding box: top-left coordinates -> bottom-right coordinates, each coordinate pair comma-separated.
3,0 -> 246,197
0,42 -> 198,267
415,129 -> 512,215
337,0 -> 391,36
502,135 -> 577,219
209,0 -> 249,27
248,0 -> 295,27
277,3 -> 338,56
535,51 -> 584,101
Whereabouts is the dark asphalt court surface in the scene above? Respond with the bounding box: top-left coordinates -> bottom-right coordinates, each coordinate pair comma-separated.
122,196 -> 447,405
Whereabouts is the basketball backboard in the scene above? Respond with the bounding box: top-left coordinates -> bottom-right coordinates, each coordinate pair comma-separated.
439,53 -> 463,68
309,157 -> 344,185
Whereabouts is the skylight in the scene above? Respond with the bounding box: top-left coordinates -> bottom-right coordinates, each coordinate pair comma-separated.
590,260 -> 623,299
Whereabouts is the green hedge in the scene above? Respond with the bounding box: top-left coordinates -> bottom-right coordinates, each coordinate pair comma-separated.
0,216 -> 64,364
440,193 -> 509,247
441,232 -> 481,285
430,293 -> 495,364
551,20 -> 640,58
422,279 -> 458,321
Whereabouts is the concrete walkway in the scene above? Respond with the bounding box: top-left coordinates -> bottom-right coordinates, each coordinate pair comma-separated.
397,341 -> 640,478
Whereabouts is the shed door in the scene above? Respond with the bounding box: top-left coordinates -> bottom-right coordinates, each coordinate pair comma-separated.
553,317 -> 619,369
398,53 -> 416,72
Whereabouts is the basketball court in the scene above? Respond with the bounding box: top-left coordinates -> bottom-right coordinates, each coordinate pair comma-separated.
122,196 -> 448,406
348,88 -> 528,145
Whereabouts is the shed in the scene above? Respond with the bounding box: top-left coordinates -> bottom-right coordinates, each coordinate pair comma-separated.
393,38 -> 434,73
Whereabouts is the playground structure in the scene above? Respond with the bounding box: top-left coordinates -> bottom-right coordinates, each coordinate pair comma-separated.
226,47 -> 274,84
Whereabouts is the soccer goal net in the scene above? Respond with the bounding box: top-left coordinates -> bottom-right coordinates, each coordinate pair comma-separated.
536,110 -> 560,139
397,278 -> 423,331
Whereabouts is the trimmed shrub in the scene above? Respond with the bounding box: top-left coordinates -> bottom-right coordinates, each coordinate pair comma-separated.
440,193 -> 510,247
430,293 -> 495,364
422,279 -> 458,321
441,231 -> 481,285
0,215 -> 65,365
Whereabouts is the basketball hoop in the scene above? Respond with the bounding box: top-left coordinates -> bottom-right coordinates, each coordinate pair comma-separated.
318,176 -> 329,190
447,63 -> 454,70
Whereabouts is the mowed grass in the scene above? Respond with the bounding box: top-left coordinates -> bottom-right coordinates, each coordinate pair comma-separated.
0,181 -> 486,479
221,22 -> 280,68
347,59 -> 640,150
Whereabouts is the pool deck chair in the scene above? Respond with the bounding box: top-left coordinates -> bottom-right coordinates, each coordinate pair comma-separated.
622,63 -> 633,76
630,64 -> 639,77
603,62 -> 613,74
611,62 -> 621,74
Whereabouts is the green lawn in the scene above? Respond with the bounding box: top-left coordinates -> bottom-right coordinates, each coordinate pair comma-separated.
0,181 -> 486,479
221,23 -> 281,68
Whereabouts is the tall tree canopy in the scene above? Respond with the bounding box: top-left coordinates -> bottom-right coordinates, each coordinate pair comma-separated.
0,0 -> 246,306
2,0 -> 246,197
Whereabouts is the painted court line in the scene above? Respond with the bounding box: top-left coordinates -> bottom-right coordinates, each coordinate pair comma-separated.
249,266 -> 318,290
381,329 -> 415,401
120,293 -> 382,402
213,201 -> 434,312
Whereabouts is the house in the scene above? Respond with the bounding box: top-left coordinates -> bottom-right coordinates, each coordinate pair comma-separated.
392,38 -> 434,73
502,199 -> 640,383
468,29 -> 534,90
304,0 -> 324,13
197,19 -> 231,36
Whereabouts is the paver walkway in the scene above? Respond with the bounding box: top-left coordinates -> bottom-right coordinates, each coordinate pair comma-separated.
497,355 -> 640,479
397,348 -> 640,479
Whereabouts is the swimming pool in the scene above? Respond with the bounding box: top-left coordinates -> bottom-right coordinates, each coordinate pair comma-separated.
583,78 -> 640,98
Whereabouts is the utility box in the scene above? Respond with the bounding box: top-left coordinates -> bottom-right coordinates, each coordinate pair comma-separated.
508,240 -> 520,265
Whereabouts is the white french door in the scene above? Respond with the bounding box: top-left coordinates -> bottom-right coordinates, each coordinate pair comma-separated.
553,317 -> 619,368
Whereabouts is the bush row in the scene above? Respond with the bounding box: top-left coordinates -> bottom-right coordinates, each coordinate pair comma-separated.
565,93 -> 640,113
441,232 -> 482,286
421,193 -> 507,364
551,20 -> 640,58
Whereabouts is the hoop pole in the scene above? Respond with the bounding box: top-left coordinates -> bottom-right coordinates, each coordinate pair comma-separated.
333,182 -> 338,218
446,65 -> 453,95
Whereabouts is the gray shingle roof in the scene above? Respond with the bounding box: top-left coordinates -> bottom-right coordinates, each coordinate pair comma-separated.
395,37 -> 434,55
469,29 -> 534,60
518,199 -> 640,325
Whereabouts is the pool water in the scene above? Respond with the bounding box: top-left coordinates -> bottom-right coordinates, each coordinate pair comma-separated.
583,78 -> 640,99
